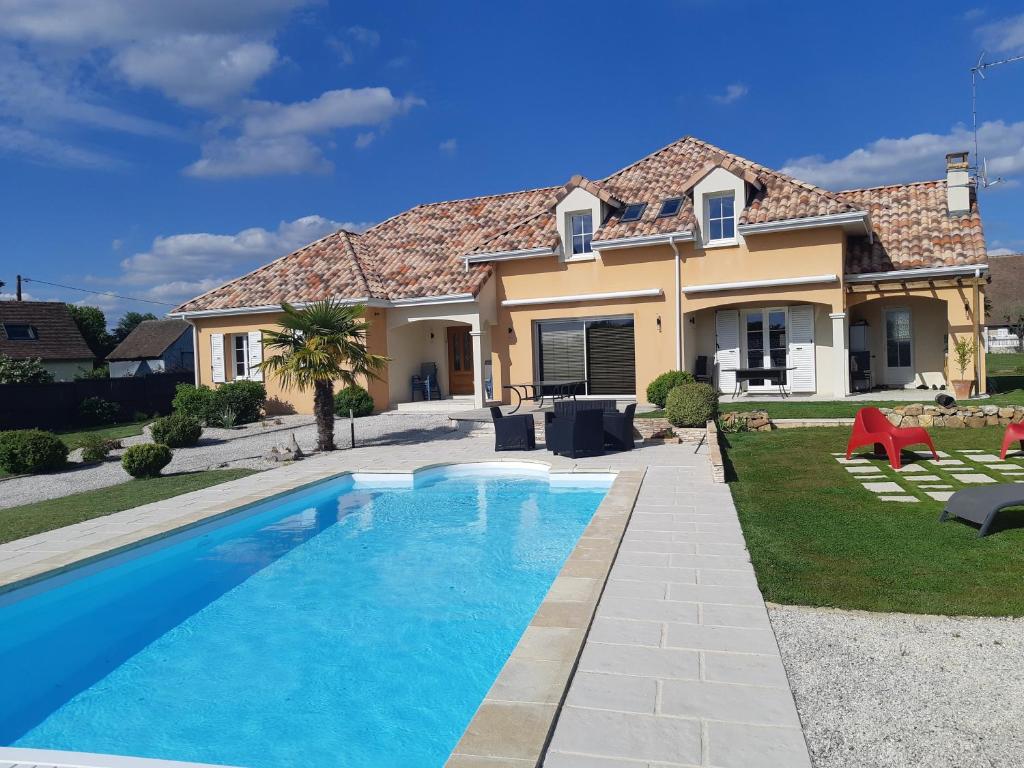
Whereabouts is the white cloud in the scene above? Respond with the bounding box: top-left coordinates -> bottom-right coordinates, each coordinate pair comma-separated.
184,133 -> 330,178
439,137 -> 457,154
990,247 -> 1017,256
0,124 -> 116,168
244,88 -> 423,137
976,13 -> 1024,53
781,120 -> 1024,189
114,34 -> 278,108
354,131 -> 375,149
347,26 -> 380,47
328,25 -> 380,65
711,83 -> 748,105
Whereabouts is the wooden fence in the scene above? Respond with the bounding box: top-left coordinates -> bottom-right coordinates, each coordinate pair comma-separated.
0,372 -> 192,431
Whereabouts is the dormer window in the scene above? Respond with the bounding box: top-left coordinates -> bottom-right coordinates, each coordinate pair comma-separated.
569,212 -> 593,255
706,192 -> 736,242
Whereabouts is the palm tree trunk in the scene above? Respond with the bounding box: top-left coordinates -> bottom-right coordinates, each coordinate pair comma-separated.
314,380 -> 335,451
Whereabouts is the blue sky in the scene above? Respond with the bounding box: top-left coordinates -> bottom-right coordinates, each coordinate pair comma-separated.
0,0 -> 1022,321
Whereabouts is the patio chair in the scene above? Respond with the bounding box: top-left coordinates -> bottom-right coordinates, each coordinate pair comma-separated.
490,406 -> 536,451
545,408 -> 604,459
694,356 -> 712,385
939,484 -> 1024,537
1001,422 -> 1024,460
602,403 -> 637,451
845,406 -> 939,470
410,362 -> 442,401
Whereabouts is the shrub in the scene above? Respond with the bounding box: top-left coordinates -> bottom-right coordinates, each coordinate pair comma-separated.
150,413 -> 203,447
646,370 -> 695,408
665,382 -> 719,428
214,380 -> 266,425
172,383 -> 218,423
0,355 -> 54,384
74,364 -> 109,380
121,443 -> 172,478
218,406 -> 238,428
0,429 -> 69,473
80,434 -> 119,463
78,396 -> 119,426
334,385 -> 374,418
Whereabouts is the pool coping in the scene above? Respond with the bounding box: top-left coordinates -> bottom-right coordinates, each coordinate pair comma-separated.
445,468 -> 646,768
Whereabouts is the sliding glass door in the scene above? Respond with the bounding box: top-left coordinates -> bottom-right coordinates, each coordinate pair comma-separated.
743,308 -> 788,390
536,316 -> 636,395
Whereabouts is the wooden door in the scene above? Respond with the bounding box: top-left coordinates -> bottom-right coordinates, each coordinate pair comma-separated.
447,326 -> 474,395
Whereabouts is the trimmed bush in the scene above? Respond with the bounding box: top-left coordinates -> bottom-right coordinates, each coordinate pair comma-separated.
0,354 -> 54,384
334,385 -> 374,418
214,380 -> 266,425
646,370 -> 695,408
0,429 -> 69,474
121,443 -> 172,478
79,435 -> 120,463
172,383 -> 218,424
150,413 -> 203,448
665,382 -> 719,428
78,396 -> 119,426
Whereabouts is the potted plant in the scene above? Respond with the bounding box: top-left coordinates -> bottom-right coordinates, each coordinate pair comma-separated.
950,337 -> 976,399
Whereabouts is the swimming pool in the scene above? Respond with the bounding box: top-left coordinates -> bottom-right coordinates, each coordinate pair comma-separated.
0,464 -> 612,768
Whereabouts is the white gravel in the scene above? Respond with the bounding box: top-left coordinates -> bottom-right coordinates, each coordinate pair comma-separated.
770,604 -> 1024,768
0,412 -> 457,509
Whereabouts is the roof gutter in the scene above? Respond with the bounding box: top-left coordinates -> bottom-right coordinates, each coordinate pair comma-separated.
462,246 -> 558,266
844,264 -> 989,283
738,210 -> 871,237
591,231 -> 695,252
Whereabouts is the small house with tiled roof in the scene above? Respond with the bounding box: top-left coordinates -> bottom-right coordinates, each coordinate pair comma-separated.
107,319 -> 195,378
0,301 -> 94,381
173,136 -> 989,413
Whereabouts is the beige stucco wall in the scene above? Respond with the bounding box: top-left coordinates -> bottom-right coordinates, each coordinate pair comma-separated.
191,308 -> 389,415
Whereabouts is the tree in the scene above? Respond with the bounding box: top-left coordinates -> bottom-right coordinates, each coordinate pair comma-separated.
1005,305 -> 1024,354
114,311 -> 158,343
257,301 -> 388,451
66,304 -> 113,359
0,355 -> 54,384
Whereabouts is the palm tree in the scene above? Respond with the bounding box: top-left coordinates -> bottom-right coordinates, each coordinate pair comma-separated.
258,300 -> 388,451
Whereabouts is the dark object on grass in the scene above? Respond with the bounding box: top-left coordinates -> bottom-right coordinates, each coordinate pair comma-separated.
545,408 -> 604,459
939,485 -> 1024,537
935,393 -> 957,409
490,406 -> 536,451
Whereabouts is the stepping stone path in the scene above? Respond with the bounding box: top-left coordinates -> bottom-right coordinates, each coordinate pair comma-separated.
951,473 -> 996,484
926,491 -> 955,501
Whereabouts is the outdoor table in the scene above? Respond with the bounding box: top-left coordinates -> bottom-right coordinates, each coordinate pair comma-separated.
503,380 -> 585,413
723,367 -> 797,398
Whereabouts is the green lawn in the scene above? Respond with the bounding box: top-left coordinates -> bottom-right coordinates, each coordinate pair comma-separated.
0,469 -> 256,544
725,426 -> 1024,616
56,419 -> 151,451
988,351 -> 1024,374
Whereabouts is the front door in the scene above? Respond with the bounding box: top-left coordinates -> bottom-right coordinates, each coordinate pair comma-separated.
884,308 -> 914,387
447,326 -> 474,395
743,308 -> 788,392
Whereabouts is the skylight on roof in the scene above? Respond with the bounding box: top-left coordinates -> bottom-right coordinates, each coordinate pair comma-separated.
658,197 -> 682,218
3,323 -> 37,340
620,203 -> 647,222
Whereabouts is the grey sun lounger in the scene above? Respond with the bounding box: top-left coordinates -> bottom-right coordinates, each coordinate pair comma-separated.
939,485 -> 1024,537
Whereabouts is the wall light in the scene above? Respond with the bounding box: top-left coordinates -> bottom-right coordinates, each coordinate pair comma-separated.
656,315 -> 662,332
689,316 -> 696,325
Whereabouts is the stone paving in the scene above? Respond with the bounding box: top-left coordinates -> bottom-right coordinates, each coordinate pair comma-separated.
0,432 -> 811,768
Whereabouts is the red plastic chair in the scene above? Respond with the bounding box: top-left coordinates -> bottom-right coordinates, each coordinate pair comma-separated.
845,407 -> 939,470
1001,422 -> 1024,460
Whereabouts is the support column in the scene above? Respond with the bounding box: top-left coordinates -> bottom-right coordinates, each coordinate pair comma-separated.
470,329 -> 485,408
830,312 -> 849,397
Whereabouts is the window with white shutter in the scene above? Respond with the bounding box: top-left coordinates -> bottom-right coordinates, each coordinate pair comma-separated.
210,333 -> 225,383
788,305 -> 816,393
715,310 -> 739,394
247,330 -> 264,382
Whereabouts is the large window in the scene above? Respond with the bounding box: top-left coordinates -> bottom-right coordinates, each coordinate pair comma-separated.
744,309 -> 788,387
536,316 -> 635,395
706,193 -> 735,242
569,212 -> 593,255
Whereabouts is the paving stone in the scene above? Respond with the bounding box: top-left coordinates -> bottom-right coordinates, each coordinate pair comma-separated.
845,466 -> 884,475
929,459 -> 966,467
542,754 -> 642,768
577,643 -> 699,680
703,651 -> 790,688
563,671 -> 658,714
664,623 -> 780,654
905,475 -> 941,482
597,596 -> 698,624
894,464 -> 927,473
602,579 -> 668,600
701,603 -> 772,629
611,564 -> 697,584
918,484 -> 953,489
950,473 -> 997,484
696,569 -> 759,588
660,679 -> 802,726
968,454 -> 1004,463
706,721 -> 812,768
586,617 -> 662,647
861,482 -> 904,493
927,491 -> 956,501
879,496 -> 920,503
667,582 -> 765,606
547,707 -> 702,766
836,457 -> 869,464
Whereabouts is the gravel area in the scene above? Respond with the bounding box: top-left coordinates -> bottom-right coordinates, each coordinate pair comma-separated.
770,604 -> 1024,768
0,412 -> 458,509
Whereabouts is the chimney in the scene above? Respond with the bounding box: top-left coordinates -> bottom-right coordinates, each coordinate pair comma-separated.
945,151 -> 971,215
16,274 -> 22,301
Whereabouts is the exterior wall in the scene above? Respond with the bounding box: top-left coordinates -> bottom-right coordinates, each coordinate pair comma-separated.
163,330 -> 195,372
43,359 -> 92,382
192,308 -> 389,415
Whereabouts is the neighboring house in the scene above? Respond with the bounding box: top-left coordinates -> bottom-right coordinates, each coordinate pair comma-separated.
107,319 -> 195,378
172,136 -> 988,413
984,253 -> 1024,353
0,301 -> 94,381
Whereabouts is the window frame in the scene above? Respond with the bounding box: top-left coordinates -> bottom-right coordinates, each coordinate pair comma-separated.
620,203 -> 647,222
2,323 -> 38,341
232,333 -> 249,380
704,191 -> 737,244
567,211 -> 594,257
657,197 -> 682,218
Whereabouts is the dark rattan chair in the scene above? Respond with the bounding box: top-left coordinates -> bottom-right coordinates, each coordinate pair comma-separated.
490,406 -> 536,451
603,403 -> 637,451
545,408 -> 605,458
694,356 -> 712,385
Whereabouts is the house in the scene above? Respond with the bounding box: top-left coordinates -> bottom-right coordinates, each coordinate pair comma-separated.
107,319 -> 195,378
984,253 -> 1024,354
172,136 -> 988,413
0,301 -> 94,381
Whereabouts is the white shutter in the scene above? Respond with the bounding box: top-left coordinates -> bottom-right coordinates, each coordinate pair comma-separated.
788,305 -> 816,393
715,310 -> 739,394
247,330 -> 263,382
210,333 -> 225,383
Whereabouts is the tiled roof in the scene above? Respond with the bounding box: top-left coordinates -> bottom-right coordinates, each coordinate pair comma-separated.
107,319 -> 191,361
982,253 -> 1023,324
0,301 -> 93,361
174,135 -> 988,313
841,180 -> 987,274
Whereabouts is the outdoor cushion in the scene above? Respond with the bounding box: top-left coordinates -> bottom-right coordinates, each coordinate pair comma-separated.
939,485 -> 1024,537
846,406 -> 938,470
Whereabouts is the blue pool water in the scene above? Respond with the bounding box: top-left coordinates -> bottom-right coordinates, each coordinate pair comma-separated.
0,465 -> 611,768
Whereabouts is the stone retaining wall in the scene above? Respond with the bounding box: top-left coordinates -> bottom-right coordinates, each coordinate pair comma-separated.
635,417 -> 707,443
881,403 -> 1024,428
720,410 -> 772,432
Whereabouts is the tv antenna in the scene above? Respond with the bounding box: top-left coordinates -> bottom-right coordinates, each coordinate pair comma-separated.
970,50 -> 1024,188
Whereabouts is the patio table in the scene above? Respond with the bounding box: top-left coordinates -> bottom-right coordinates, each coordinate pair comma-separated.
723,366 -> 797,398
503,380 -> 585,414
